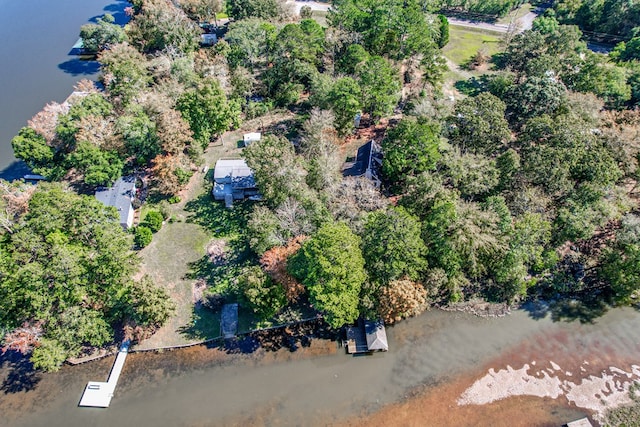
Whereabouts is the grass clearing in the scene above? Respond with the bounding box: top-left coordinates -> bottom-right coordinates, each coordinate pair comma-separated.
443,26 -> 502,68
134,110 -> 305,350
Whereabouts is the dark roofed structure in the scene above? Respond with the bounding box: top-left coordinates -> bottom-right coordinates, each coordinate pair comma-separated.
345,318 -> 389,354
341,140 -> 382,187
221,303 -> 238,338
95,176 -> 136,229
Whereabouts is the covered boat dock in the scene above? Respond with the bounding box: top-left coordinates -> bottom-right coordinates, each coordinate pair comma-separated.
344,319 -> 388,354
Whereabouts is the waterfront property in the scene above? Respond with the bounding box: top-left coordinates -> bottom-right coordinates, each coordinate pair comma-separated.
95,176 -> 136,229
344,318 -> 388,354
78,341 -> 130,408
212,159 -> 260,208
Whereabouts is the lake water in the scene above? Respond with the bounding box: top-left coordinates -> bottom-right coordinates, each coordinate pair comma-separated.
0,0 -> 129,180
5,306 -> 640,426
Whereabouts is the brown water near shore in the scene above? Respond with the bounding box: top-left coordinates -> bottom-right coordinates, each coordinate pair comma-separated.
3,307 -> 640,427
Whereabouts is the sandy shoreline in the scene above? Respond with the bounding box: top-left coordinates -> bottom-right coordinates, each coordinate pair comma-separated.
341,316 -> 640,427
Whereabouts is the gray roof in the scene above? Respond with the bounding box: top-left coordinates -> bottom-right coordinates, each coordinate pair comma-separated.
95,176 -> 135,226
213,159 -> 256,189
364,319 -> 389,351
221,303 -> 238,338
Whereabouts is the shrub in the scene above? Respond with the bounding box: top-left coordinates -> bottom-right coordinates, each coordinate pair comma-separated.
143,210 -> 163,232
134,226 -> 153,248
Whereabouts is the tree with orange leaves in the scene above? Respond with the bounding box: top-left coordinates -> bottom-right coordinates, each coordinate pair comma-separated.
260,236 -> 308,302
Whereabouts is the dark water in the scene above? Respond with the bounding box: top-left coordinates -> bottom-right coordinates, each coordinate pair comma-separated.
0,0 -> 129,180
5,307 -> 640,427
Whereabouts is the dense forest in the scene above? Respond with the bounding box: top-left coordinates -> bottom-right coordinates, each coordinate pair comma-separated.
2,0 -> 640,369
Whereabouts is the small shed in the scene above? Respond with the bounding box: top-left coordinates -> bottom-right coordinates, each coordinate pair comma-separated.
200,33 -> 217,46
221,303 -> 238,338
243,132 -> 261,147
212,159 -> 260,208
565,418 -> 593,427
95,176 -> 136,229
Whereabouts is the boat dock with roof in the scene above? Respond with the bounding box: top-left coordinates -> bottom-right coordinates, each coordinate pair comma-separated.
344,319 -> 388,354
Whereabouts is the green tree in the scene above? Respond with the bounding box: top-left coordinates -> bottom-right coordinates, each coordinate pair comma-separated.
336,44 -> 370,75
243,135 -> 308,206
98,43 -> 151,106
564,51 -> 631,108
134,225 -> 153,248
382,117 -> 441,186
599,214 -> 640,304
124,275 -> 175,327
30,338 -> 67,372
227,0 -> 291,20
80,13 -> 127,53
362,207 -> 427,284
437,14 -> 449,48
69,141 -> 124,186
142,210 -> 164,232
226,19 -> 275,69
443,149 -> 500,199
326,77 -> 362,135
11,127 -> 56,178
288,222 -> 366,328
356,56 -> 401,120
116,107 -> 161,165
126,0 -> 200,54
447,93 -> 511,156
505,76 -> 567,124
330,0 -> 438,60
237,266 -> 286,320
177,78 -> 240,148
0,184 -> 142,370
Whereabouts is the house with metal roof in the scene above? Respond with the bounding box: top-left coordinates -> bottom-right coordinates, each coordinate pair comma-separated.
212,159 -> 260,208
95,176 -> 136,229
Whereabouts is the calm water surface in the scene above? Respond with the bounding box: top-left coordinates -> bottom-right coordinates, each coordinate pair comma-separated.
4,307 -> 639,426
0,0 -> 128,179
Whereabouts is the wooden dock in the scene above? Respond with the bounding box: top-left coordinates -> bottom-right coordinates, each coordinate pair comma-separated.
78,341 -> 129,408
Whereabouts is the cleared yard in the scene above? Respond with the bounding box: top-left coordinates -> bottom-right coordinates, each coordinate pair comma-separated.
134,110 -> 311,350
443,26 -> 502,69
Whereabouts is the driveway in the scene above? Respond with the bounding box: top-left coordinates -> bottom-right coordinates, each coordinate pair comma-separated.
291,1 -> 331,15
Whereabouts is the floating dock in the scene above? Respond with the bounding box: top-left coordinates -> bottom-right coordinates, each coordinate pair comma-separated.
78,341 -> 129,408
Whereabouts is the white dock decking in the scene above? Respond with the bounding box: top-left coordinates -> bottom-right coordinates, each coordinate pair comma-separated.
78,341 -> 129,408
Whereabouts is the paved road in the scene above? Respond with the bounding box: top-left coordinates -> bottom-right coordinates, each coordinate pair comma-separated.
292,1 -> 538,35
292,1 -> 331,15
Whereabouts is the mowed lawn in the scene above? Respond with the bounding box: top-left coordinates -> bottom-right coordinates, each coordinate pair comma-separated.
134,111 -> 298,350
443,26 -> 502,68
134,221 -> 213,350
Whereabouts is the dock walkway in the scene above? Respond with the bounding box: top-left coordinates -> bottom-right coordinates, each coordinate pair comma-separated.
78,341 -> 129,408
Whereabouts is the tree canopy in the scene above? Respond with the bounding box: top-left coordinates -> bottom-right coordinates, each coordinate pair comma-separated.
0,183 -> 172,370
288,222 -> 366,328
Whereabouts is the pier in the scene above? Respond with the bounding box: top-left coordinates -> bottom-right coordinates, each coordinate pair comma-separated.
78,341 -> 129,408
